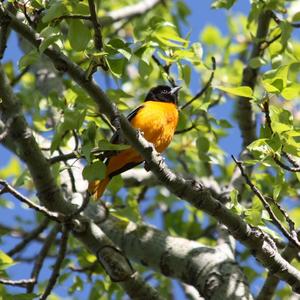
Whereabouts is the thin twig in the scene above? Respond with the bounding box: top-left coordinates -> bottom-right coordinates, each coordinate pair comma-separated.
260,33 -> 281,51
66,193 -> 90,219
137,186 -> 148,203
151,54 -> 176,87
27,225 -> 60,293
263,98 -> 300,171
180,57 -> 216,110
272,156 -> 300,172
0,180 -> 63,221
72,129 -> 79,151
10,66 -> 30,86
58,148 -> 77,193
270,11 -> 300,28
0,277 -> 36,288
265,196 -> 298,242
40,226 -> 69,300
7,218 -> 50,256
69,262 -> 98,273
175,124 -> 197,135
282,152 -> 300,168
88,0 -> 103,51
49,152 -> 79,164
232,155 -> 300,249
53,14 -> 91,22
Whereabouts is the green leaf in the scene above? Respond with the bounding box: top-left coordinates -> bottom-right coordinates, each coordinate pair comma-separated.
150,18 -> 188,48
247,139 -> 272,154
290,208 -> 300,228
211,0 -> 236,9
177,1 -> 191,23
42,1 -> 67,23
245,196 -> 263,226
292,12 -> 300,22
228,189 -> 244,215
82,161 -> 106,181
97,140 -> 130,151
138,59 -> 153,79
0,158 -> 21,178
249,57 -> 267,68
68,20 -> 91,51
69,275 -> 83,294
63,109 -> 86,131
39,34 -> 61,53
215,85 -> 253,98
196,136 -> 209,154
112,197 -> 141,223
0,251 -> 14,270
5,293 -> 38,300
201,25 -> 222,45
280,21 -> 292,50
180,64 -> 191,86
262,80 -> 280,93
281,85 -> 300,100
18,50 -> 39,70
107,58 -> 125,78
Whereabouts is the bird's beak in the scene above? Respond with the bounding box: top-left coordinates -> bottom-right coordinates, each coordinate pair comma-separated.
170,86 -> 182,95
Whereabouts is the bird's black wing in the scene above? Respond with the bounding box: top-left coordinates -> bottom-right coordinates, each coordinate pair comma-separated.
101,105 -> 144,162
110,105 -> 144,145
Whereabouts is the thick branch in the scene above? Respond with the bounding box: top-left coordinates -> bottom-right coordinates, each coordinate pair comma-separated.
99,216 -> 253,299
0,52 -> 163,300
257,243 -> 298,300
3,6 -> 300,293
237,10 -> 272,148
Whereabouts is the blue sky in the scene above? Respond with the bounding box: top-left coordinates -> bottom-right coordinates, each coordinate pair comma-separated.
0,1 -> 263,299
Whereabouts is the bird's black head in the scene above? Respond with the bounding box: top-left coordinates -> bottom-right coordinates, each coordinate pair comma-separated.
144,85 -> 181,105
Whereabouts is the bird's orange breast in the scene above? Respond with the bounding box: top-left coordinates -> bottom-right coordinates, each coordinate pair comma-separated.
130,101 -> 179,152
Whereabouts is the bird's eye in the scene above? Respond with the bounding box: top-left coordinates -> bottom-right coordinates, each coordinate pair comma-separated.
161,89 -> 168,94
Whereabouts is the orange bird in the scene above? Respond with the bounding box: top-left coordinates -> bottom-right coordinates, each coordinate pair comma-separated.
88,85 -> 181,199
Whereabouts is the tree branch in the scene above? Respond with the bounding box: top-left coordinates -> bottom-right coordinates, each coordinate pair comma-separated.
0,39 -> 163,298
0,180 -> 62,222
99,216 -> 253,299
0,277 -> 36,288
27,225 -> 60,293
88,0 -> 103,51
232,156 -> 300,249
7,218 -> 50,256
263,98 -> 300,171
3,6 -> 300,293
0,9 -> 10,59
40,226 -> 69,300
237,10 -> 272,148
257,243 -> 298,300
180,57 -> 216,110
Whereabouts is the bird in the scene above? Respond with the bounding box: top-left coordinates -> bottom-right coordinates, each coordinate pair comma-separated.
88,85 -> 181,199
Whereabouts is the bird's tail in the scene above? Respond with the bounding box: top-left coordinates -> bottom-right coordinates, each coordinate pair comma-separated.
88,177 -> 110,200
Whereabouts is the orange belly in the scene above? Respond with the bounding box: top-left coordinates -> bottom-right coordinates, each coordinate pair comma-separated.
89,101 -> 178,199
130,101 -> 178,152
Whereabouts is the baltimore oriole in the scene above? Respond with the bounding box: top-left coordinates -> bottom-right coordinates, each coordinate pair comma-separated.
88,85 -> 181,199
